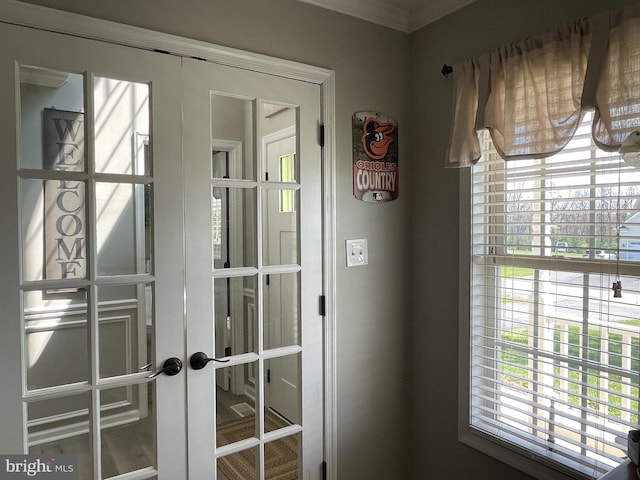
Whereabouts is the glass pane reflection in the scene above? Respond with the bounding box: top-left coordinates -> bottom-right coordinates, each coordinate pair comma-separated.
216,363 -> 257,448
100,384 -> 155,477
20,65 -> 85,171
21,179 -> 88,282
96,182 -> 151,276
217,447 -> 257,480
265,354 -> 300,426
210,94 -> 255,181
214,276 -> 257,358
264,273 -> 299,349
94,77 -> 150,175
264,433 -> 299,480
24,288 -> 88,390
28,393 -> 92,480
262,189 -> 298,266
261,102 -> 297,184
99,284 -> 153,379
212,187 -> 256,269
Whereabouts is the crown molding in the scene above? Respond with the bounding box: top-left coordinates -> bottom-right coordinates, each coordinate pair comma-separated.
298,0 -> 477,33
19,65 -> 69,88
298,0 -> 410,32
409,0 -> 476,32
0,0 -> 333,84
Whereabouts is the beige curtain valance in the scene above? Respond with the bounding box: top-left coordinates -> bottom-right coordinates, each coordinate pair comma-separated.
446,5 -> 640,167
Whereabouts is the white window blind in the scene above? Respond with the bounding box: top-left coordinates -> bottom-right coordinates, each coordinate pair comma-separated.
470,114 -> 640,478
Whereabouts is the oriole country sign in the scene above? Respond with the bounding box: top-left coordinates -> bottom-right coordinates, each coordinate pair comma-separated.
352,111 -> 398,203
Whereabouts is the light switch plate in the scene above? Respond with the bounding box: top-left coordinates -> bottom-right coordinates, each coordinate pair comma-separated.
346,239 -> 368,267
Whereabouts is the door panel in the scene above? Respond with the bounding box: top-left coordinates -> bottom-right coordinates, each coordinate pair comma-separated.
0,22 -> 186,479
182,57 -> 323,480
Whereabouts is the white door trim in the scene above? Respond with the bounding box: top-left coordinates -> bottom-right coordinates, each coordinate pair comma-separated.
0,0 -> 331,84
0,1 -> 338,477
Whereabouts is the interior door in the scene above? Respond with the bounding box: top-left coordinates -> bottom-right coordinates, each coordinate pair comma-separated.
0,22 -> 187,479
0,18 -> 325,480
182,58 -> 324,480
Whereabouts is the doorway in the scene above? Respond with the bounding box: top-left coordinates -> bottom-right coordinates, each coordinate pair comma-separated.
0,7 -> 335,479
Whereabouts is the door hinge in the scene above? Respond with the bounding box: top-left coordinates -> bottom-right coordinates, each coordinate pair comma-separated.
266,274 -> 270,286
322,461 -> 327,480
266,369 -> 271,383
319,295 -> 326,316
319,123 -> 325,147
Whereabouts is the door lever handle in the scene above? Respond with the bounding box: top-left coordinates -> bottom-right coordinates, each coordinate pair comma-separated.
190,351 -> 230,370
139,362 -> 152,371
148,357 -> 183,378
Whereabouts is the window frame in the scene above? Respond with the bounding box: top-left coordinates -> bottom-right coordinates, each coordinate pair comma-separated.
458,152 -> 640,480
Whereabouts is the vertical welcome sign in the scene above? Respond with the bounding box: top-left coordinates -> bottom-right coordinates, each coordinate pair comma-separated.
43,108 -> 86,280
352,111 -> 399,203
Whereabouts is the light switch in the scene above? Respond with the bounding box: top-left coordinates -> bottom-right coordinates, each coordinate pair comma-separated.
346,238 -> 368,267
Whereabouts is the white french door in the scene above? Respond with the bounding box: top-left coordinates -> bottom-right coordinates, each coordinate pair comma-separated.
0,17 -> 325,480
182,57 -> 324,480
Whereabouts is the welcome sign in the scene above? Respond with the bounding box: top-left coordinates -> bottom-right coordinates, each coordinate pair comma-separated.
43,108 -> 86,280
352,111 -> 399,203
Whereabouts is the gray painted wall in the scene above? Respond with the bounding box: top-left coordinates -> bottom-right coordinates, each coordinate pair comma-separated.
15,1 -> 410,478
408,0 -> 633,479
16,0 -> 637,478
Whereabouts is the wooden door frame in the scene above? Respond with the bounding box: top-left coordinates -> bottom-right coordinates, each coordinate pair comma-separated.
0,1 -> 338,478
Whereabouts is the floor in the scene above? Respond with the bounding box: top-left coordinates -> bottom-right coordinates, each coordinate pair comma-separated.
29,384 -> 259,479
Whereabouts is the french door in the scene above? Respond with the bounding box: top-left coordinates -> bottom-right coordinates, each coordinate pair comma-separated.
0,18 -> 324,480
182,57 -> 323,479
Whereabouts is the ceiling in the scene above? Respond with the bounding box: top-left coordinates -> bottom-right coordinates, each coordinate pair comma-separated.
297,0 -> 477,33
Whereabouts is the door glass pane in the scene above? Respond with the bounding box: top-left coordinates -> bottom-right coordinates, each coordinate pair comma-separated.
212,187 -> 256,269
99,284 -> 152,379
216,362 -> 258,448
96,182 -> 151,276
262,189 -> 298,266
214,276 -> 257,358
279,155 -> 296,212
100,384 -> 155,478
94,77 -> 150,175
210,94 -> 255,180
261,103 -> 297,184
265,353 -> 300,428
20,65 -> 85,171
24,288 -> 88,390
27,392 -> 92,479
264,273 -> 299,349
264,433 -> 299,480
217,447 -> 257,480
21,178 -> 88,282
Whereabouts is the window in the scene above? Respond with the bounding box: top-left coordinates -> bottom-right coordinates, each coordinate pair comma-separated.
463,114 -> 640,479
279,153 -> 295,213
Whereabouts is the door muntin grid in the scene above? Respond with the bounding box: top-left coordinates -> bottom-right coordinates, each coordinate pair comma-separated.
211,96 -> 303,478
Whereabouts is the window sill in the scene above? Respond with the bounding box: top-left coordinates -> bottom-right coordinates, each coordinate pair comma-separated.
458,427 -> 624,480
599,460 -> 635,480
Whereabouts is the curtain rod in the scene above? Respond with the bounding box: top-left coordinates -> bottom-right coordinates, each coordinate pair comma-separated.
442,64 -> 453,77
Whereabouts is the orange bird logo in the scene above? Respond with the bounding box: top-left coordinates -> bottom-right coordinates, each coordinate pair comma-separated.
362,117 -> 396,160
